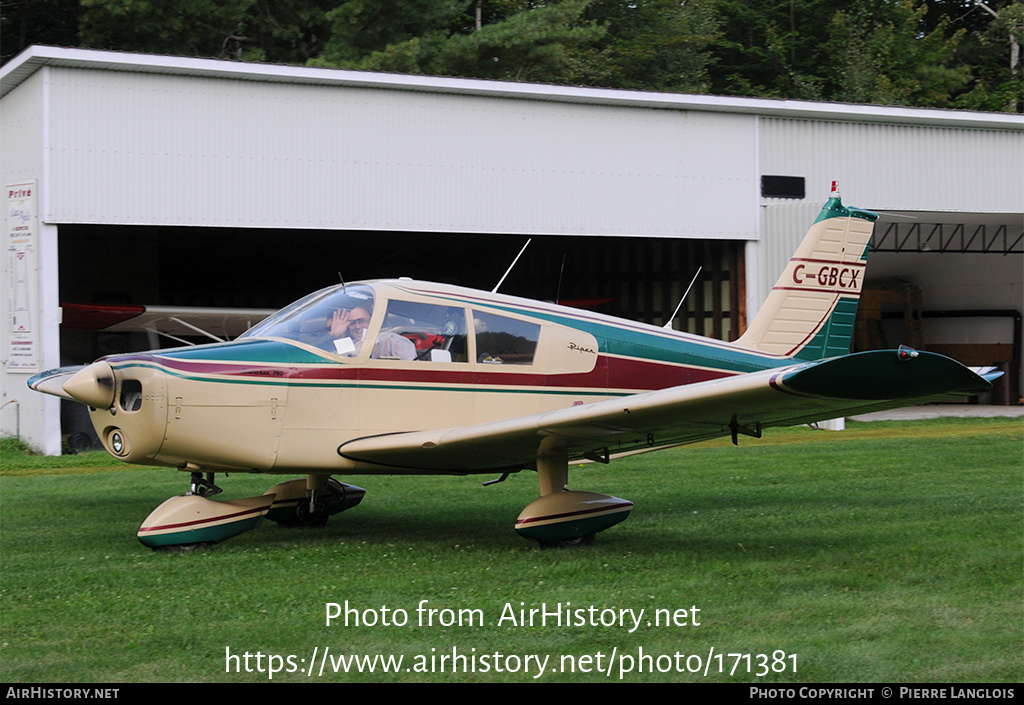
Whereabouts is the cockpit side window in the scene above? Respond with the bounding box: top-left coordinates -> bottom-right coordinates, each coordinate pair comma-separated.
473,311 -> 540,365
378,300 -> 469,362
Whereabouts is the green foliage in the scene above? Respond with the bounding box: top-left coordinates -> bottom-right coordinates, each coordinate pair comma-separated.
0,435 -> 40,460
586,0 -> 720,93
0,0 -> 80,64
0,0 -> 1019,112
828,1 -> 971,108
314,0 -> 609,85
952,0 -> 1024,112
708,0 -> 986,107
78,0 -> 258,59
240,0 -> 337,64
708,0 -> 840,100
73,0 -> 336,64
313,0 -> 468,67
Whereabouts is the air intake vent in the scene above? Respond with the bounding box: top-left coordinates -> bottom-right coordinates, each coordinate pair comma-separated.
762,176 -> 805,199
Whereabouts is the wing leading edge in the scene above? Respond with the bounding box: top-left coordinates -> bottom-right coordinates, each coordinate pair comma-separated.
336,349 -> 995,474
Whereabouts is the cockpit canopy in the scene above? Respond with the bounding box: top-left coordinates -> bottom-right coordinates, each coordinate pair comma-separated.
240,282 -> 542,365
241,284 -> 376,347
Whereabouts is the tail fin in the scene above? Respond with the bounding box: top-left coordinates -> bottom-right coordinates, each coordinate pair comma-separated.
736,182 -> 878,360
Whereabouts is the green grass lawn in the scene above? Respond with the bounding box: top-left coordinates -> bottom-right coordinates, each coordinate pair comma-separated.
1,417 -> 1021,683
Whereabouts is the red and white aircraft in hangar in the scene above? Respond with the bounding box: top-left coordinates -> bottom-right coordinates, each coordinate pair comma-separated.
29,184 -> 998,549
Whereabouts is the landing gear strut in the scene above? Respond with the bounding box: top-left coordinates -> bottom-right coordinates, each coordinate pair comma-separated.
296,477 -> 341,527
188,471 -> 222,498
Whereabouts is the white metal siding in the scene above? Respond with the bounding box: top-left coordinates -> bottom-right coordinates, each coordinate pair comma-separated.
44,67 -> 759,239
756,202 -> 825,305
0,71 -> 60,452
1,72 -> 45,184
755,117 -> 1023,309
760,117 -> 1023,213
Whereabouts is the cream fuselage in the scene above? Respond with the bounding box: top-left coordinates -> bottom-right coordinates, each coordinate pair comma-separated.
81,280 -> 780,475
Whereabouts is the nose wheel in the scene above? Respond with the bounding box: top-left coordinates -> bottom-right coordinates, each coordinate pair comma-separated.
538,533 -> 596,550
296,480 -> 340,527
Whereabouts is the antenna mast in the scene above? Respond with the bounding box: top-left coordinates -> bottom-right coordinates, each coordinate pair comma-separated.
492,238 -> 532,293
663,266 -> 702,330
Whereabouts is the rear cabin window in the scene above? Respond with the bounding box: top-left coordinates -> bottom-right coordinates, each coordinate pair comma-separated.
473,311 -> 540,365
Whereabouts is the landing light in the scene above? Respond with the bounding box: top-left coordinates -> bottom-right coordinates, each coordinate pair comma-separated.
109,429 -> 128,456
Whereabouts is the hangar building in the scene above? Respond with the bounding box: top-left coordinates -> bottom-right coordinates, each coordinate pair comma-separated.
2,46 -> 1021,454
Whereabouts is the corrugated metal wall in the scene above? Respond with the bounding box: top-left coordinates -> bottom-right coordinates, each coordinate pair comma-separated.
0,70 -> 60,453
44,67 -> 759,240
756,202 -> 825,306
760,117 -> 1022,212
755,117 -> 1023,306
1,71 -> 45,185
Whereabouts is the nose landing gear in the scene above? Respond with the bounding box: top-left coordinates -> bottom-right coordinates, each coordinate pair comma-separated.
265,476 -> 366,528
137,471 -> 365,550
137,473 -> 275,550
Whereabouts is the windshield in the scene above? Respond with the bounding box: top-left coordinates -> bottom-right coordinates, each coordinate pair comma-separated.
240,284 -> 376,352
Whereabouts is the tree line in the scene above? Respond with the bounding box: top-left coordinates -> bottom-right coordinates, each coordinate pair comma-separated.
2,0 -> 1020,112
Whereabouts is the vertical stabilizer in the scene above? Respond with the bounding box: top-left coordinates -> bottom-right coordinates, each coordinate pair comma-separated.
736,183 -> 878,360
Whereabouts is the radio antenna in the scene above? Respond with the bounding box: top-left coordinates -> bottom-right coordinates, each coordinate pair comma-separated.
337,271 -> 346,291
554,253 -> 567,305
492,238 -> 531,293
663,266 -> 702,330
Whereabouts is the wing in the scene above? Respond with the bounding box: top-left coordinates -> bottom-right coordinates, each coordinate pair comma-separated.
26,366 -> 86,401
337,349 -> 997,474
30,305 -> 276,400
61,303 -> 274,342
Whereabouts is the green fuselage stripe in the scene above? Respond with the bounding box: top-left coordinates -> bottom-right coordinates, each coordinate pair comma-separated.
111,361 -> 634,397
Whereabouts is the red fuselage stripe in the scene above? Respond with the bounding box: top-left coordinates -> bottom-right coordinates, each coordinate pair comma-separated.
134,354 -> 734,393
138,505 -> 267,533
515,501 -> 634,526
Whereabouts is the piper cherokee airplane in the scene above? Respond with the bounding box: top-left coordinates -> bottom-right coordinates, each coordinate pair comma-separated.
28,184 -> 999,550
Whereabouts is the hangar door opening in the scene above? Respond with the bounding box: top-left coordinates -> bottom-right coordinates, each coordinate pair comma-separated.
854,215 -> 1023,405
56,224 -> 745,364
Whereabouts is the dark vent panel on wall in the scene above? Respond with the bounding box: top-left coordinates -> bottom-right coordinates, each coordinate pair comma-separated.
761,176 -> 806,199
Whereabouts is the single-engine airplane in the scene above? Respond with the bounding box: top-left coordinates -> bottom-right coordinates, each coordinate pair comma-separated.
28,184 -> 999,549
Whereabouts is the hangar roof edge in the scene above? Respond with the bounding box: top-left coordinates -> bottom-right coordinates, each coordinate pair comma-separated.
3,44 -> 1022,131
